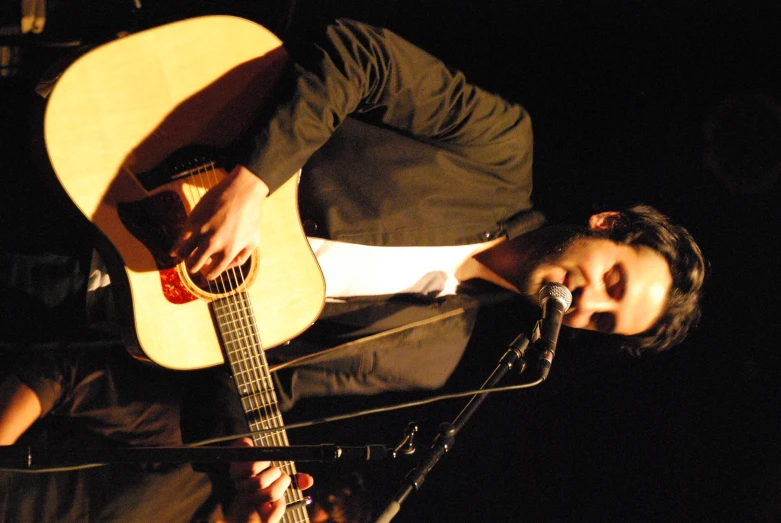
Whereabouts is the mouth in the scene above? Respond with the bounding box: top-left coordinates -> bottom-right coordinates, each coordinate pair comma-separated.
541,269 -> 567,287
550,273 -> 570,293
558,274 -> 578,314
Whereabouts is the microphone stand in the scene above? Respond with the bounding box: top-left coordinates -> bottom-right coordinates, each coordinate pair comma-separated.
0,332 -> 532,472
1,332 -> 544,523
0,443 -> 395,470
374,332 -> 539,523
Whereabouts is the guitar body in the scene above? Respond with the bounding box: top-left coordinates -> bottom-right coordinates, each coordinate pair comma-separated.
43,16 -> 325,371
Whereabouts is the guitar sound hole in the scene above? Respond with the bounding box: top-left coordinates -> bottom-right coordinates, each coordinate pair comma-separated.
189,259 -> 253,295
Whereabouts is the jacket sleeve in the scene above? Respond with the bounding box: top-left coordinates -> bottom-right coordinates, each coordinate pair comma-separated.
230,18 -> 532,194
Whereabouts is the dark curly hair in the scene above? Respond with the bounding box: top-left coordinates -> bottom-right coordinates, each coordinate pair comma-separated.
601,205 -> 706,355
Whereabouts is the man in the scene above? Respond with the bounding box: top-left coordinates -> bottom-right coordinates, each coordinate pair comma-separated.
169,18 -> 704,404
1,17 -> 704,523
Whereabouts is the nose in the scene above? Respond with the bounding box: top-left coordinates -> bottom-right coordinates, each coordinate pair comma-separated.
566,284 -> 615,328
576,283 -> 613,311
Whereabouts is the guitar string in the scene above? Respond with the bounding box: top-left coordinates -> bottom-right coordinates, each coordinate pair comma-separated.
190,164 -> 271,443
199,164 -> 308,520
182,168 -> 273,444
203,164 -> 309,517
188,161 -> 307,520
200,164 -> 285,452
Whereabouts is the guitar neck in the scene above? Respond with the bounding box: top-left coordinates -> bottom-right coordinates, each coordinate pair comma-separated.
211,292 -> 310,522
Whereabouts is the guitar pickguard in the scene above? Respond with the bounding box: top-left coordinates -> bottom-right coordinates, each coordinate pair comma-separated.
117,191 -> 197,304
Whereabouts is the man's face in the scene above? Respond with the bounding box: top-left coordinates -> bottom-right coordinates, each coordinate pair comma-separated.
524,235 -> 673,336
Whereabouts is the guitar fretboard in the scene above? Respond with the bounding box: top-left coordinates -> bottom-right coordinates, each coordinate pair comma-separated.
212,292 -> 310,523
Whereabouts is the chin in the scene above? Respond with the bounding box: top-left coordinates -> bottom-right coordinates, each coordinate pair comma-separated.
521,279 -> 545,305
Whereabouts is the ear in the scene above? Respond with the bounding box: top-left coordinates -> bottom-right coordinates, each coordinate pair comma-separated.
588,211 -> 623,231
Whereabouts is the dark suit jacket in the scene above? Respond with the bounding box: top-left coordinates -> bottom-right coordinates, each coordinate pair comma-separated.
231,19 -> 544,406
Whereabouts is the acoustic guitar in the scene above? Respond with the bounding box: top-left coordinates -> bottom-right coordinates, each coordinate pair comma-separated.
43,15 -> 325,522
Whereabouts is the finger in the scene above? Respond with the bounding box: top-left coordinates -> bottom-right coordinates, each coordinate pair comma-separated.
293,472 -> 314,491
229,246 -> 254,270
189,247 -> 220,276
228,438 -> 259,479
232,437 -> 254,448
228,439 -> 272,481
230,459 -> 272,482
169,229 -> 196,259
238,466 -> 285,492
260,498 -> 286,523
202,253 -> 234,280
245,471 -> 291,503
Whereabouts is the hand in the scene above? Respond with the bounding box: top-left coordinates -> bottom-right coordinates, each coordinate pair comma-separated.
225,438 -> 314,523
170,165 -> 269,280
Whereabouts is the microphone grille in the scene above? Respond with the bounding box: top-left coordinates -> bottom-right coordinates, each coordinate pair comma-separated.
538,282 -> 573,311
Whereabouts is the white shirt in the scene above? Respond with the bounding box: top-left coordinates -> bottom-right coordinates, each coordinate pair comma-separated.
307,237 -> 486,299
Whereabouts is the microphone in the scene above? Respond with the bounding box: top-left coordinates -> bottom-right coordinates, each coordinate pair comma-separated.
536,282 -> 573,381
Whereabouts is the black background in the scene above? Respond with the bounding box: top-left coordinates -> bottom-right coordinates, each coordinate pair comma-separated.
2,1 -> 781,521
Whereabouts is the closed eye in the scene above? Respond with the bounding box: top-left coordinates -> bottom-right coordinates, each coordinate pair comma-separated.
605,264 -> 625,300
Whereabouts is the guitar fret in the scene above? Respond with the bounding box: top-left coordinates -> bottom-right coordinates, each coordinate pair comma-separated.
253,434 -> 288,448
249,421 -> 285,434
214,317 -> 257,343
225,344 -> 268,362
232,362 -> 274,395
217,323 -> 260,342
220,328 -> 260,343
241,393 -> 280,416
212,296 -> 252,312
233,375 -> 274,391
213,307 -> 256,325
253,431 -> 288,448
213,306 -> 255,319
233,369 -> 274,386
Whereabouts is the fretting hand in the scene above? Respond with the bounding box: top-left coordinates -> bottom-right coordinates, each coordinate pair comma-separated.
224,438 -> 314,523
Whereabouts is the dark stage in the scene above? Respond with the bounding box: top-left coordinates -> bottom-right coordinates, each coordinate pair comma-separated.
2,1 -> 780,521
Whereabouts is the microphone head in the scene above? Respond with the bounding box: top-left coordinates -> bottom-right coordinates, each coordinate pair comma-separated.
538,282 -> 573,311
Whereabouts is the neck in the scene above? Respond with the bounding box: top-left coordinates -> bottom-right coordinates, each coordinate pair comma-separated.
455,237 -> 526,293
